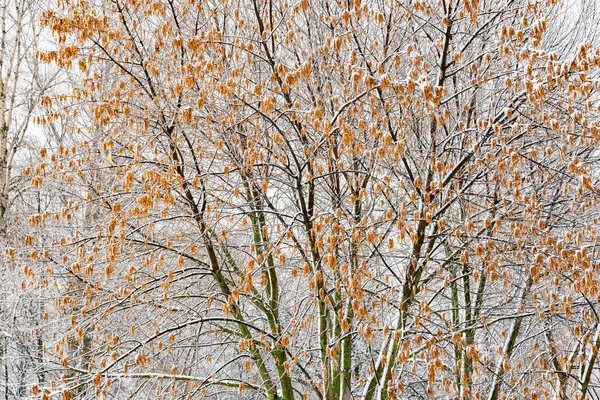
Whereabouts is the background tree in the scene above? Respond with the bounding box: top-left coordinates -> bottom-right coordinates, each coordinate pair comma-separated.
0,0 -> 60,397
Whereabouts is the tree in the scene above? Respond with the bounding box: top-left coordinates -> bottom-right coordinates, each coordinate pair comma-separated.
0,0 -> 58,397
32,0 -> 600,399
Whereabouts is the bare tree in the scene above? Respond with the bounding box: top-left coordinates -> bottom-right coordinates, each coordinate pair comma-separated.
0,0 -> 60,397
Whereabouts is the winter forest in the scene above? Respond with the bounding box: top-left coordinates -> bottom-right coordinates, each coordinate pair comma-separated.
4,0 -> 600,399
